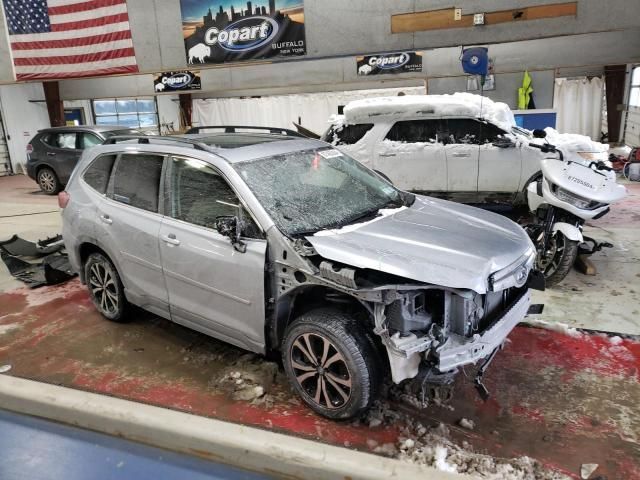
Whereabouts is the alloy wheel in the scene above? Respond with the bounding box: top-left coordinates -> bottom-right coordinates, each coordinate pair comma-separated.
89,262 -> 118,315
539,233 -> 565,276
38,170 -> 56,193
290,332 -> 352,409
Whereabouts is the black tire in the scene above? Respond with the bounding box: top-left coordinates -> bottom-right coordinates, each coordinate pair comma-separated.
282,309 -> 381,420
37,167 -> 60,195
84,253 -> 129,322
539,232 -> 579,287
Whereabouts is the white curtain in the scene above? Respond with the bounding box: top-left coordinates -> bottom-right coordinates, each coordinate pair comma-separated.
553,77 -> 603,140
192,86 -> 425,136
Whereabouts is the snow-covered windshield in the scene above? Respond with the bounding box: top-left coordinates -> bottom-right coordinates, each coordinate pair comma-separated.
233,148 -> 405,236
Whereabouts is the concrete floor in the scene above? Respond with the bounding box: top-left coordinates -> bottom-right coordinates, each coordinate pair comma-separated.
1,174 -> 639,478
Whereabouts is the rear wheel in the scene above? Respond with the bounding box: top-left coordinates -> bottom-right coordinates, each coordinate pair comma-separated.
37,167 -> 60,195
537,231 -> 579,287
282,309 -> 381,420
84,253 -> 129,322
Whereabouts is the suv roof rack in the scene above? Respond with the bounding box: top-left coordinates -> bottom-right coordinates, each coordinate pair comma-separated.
185,125 -> 304,137
103,135 -> 210,151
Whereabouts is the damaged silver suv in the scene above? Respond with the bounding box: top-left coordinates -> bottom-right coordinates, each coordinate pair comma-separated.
61,130 -> 543,419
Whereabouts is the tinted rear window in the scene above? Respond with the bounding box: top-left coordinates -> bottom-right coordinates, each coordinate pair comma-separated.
111,154 -> 164,212
385,120 -> 441,143
83,154 -> 116,194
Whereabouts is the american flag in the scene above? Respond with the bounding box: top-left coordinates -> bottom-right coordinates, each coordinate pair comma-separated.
2,0 -> 138,80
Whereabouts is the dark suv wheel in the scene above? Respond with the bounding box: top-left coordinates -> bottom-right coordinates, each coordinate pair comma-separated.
84,253 -> 129,322
282,309 -> 381,419
37,167 -> 60,195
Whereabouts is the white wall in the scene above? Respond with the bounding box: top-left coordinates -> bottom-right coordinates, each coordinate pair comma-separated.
193,86 -> 426,136
0,83 -> 50,174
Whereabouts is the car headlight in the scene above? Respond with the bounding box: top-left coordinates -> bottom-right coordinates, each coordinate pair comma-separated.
489,251 -> 535,292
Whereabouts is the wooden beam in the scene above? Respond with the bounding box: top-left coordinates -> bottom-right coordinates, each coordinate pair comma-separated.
43,81 -> 65,127
391,2 -> 577,34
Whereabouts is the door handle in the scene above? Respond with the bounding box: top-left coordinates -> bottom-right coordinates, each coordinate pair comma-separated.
100,214 -> 112,225
47,152 -> 56,156
161,233 -> 180,246
379,153 -> 396,157
451,152 -> 471,158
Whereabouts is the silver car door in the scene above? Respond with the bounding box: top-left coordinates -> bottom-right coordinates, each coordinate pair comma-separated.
99,152 -> 170,317
374,119 -> 447,192
159,156 -> 267,353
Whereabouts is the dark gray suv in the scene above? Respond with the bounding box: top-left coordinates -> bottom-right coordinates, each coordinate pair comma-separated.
26,126 -> 139,194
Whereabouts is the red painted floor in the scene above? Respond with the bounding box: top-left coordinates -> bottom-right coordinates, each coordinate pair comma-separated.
1,281 -> 639,478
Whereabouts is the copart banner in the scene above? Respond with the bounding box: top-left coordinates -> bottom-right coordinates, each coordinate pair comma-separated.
356,52 -> 423,76
180,0 -> 306,64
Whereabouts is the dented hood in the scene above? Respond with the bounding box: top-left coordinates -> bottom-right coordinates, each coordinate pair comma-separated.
305,195 -> 534,293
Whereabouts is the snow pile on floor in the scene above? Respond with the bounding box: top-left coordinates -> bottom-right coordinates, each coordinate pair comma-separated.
523,318 -> 583,337
361,401 -> 568,479
342,93 -> 516,132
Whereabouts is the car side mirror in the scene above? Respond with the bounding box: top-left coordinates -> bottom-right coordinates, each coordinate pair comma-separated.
532,129 -> 547,139
492,137 -> 516,148
215,215 -> 247,253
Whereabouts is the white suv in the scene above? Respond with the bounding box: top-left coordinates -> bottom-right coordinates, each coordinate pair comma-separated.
323,93 -> 544,205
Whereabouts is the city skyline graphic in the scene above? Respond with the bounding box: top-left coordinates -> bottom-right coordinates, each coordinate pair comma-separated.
180,0 -> 302,23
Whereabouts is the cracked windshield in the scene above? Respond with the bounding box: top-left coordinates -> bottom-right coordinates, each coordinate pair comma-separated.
234,149 -> 408,236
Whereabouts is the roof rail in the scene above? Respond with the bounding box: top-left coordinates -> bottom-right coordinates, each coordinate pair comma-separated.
185,125 -> 304,137
103,135 -> 210,151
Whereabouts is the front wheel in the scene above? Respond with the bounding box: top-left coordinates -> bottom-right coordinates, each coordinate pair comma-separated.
282,309 -> 381,420
537,232 -> 579,287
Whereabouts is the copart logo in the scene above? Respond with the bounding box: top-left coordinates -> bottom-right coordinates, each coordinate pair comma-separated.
567,176 -> 595,189
204,16 -> 278,52
368,53 -> 410,70
163,73 -> 192,89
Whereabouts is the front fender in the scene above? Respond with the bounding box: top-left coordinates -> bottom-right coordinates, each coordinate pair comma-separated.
552,222 -> 583,242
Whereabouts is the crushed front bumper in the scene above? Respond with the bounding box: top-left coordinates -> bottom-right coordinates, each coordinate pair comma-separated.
435,288 -> 531,371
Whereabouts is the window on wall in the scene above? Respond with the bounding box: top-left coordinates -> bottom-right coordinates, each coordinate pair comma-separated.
93,98 -> 158,129
630,66 -> 640,107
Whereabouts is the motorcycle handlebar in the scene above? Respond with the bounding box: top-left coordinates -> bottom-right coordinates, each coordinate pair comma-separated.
529,142 -> 564,161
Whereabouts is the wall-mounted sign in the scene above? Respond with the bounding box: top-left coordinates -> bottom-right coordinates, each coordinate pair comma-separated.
180,0 -> 306,65
356,52 -> 422,76
154,71 -> 202,92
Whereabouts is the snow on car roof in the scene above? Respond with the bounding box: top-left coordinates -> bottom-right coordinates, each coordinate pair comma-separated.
342,92 -> 516,132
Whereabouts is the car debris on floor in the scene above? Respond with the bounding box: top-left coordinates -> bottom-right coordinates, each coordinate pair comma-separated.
0,234 -> 75,288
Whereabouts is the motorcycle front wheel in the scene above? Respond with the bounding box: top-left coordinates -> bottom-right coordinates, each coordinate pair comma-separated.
538,232 -> 579,287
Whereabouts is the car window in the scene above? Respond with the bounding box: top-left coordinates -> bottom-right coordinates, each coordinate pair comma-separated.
46,132 -> 78,149
110,153 -> 164,212
325,124 -> 373,145
79,132 -> 103,149
167,157 -> 261,237
477,122 -> 507,143
385,120 -> 441,143
83,154 -> 116,194
440,119 -> 506,145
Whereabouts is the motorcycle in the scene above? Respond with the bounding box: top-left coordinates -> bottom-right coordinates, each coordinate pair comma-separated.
524,130 -> 627,286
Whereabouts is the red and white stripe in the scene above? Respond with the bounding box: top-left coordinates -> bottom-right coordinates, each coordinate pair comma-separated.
9,0 -> 138,80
